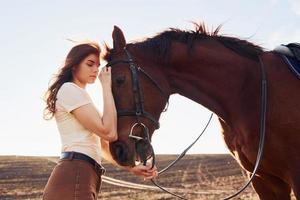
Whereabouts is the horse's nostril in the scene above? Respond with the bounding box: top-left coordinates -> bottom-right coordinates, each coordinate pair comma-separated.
114,142 -> 127,163
115,145 -> 124,157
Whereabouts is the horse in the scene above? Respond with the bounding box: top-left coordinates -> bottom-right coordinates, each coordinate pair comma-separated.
102,24 -> 300,200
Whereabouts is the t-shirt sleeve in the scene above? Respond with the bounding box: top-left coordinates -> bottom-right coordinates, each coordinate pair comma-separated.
56,83 -> 92,112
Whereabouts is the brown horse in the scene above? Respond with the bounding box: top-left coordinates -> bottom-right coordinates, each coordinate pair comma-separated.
102,24 -> 300,200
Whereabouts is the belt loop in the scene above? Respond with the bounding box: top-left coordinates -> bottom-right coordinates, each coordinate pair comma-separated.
95,163 -> 105,175
95,163 -> 100,174
68,151 -> 75,161
101,167 -> 106,175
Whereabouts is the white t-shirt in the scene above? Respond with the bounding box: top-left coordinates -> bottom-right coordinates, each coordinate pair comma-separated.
55,82 -> 102,165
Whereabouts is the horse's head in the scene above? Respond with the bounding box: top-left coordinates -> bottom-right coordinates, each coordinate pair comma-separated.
104,26 -> 170,167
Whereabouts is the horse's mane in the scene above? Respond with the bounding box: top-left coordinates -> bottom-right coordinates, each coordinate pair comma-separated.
103,22 -> 264,62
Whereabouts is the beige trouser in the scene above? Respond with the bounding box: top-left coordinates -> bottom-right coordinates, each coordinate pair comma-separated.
43,159 -> 102,200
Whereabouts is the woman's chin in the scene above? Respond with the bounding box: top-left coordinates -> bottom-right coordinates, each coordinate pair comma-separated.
87,79 -> 96,84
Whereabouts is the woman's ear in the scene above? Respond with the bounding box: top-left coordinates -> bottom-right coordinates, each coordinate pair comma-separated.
112,25 -> 126,52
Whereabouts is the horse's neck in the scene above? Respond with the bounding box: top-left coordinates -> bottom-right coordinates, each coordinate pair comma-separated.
163,41 -> 261,124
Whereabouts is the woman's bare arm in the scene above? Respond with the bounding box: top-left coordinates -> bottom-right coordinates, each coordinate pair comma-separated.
72,67 -> 117,142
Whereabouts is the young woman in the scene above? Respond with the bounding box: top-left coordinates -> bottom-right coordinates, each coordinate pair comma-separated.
43,42 -> 157,200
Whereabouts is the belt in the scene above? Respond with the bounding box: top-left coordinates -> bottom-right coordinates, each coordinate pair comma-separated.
60,151 -> 106,176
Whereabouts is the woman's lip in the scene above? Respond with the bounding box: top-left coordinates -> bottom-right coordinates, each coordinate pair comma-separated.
90,76 -> 97,78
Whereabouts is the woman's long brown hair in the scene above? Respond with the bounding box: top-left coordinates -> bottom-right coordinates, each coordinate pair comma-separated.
44,42 -> 100,120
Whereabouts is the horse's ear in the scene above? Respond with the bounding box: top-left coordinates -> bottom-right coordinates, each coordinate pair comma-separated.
112,25 -> 126,52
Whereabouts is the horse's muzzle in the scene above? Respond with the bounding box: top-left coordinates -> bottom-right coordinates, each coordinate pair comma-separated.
110,141 -> 134,166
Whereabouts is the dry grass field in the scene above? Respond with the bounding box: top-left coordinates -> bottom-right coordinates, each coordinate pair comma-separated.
0,155 -> 296,200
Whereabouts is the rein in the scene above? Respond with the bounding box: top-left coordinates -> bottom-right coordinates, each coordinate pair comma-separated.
151,113 -> 213,199
106,48 -> 267,200
221,56 -> 267,200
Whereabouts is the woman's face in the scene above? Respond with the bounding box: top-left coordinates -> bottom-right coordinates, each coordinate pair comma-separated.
72,53 -> 100,87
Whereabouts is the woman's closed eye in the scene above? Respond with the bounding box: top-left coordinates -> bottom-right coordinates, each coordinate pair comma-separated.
87,61 -> 94,66
87,60 -> 96,67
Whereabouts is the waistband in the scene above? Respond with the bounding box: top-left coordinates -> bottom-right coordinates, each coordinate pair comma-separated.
60,151 -> 105,176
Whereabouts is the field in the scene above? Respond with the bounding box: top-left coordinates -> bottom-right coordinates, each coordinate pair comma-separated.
0,155 -> 296,200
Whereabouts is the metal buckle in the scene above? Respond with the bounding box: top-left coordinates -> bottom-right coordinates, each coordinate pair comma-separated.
68,152 -> 75,160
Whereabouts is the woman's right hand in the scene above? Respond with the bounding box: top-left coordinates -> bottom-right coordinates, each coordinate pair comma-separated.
99,67 -> 111,87
129,163 -> 158,180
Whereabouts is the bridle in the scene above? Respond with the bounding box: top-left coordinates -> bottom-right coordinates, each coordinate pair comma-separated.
106,48 -> 169,130
105,47 -> 169,168
105,48 -> 267,200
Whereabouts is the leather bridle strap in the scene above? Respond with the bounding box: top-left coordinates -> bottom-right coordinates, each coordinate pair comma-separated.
127,49 -> 145,121
221,56 -> 267,200
105,48 -> 169,130
151,113 -> 214,200
105,51 -> 169,101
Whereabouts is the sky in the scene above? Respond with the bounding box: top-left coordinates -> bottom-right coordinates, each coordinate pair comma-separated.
0,0 -> 299,156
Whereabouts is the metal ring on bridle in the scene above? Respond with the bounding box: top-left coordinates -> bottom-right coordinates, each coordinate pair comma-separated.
129,122 -> 150,141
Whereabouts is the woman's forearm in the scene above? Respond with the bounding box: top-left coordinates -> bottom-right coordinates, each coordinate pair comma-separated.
101,84 -> 117,139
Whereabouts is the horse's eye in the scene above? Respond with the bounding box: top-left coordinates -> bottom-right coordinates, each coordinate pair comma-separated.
115,75 -> 126,86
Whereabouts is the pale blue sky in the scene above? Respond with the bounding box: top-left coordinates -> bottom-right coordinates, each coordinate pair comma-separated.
0,0 -> 299,156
